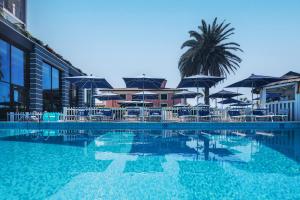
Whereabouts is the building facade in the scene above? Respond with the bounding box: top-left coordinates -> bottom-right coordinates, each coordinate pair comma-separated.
260,71 -> 300,121
0,0 -> 85,120
96,88 -> 185,108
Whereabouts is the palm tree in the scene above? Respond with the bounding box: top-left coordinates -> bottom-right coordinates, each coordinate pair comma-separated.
178,18 -> 242,105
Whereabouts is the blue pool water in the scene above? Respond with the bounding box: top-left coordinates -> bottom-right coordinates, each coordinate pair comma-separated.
0,128 -> 300,199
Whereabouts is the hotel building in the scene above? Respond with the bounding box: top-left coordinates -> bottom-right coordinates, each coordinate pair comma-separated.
0,0 -> 86,120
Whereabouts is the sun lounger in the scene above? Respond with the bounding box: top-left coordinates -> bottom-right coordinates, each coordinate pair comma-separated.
124,108 -> 141,121
178,108 -> 195,122
197,109 -> 211,121
270,110 -> 288,121
197,108 -> 222,121
253,109 -> 273,121
77,110 -> 90,121
23,112 -> 41,122
90,109 -> 114,121
227,110 -> 244,121
147,109 -> 162,122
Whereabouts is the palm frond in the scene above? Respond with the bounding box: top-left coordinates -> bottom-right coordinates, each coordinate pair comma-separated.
178,17 -> 242,78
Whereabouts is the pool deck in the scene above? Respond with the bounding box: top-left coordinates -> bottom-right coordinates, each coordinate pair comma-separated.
0,121 -> 300,130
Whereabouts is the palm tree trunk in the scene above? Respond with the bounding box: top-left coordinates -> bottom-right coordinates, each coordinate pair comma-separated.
204,86 -> 210,105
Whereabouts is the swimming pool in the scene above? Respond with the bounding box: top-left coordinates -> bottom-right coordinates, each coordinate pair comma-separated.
0,124 -> 300,199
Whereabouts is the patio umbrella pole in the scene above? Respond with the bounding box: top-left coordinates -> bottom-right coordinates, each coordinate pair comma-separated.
251,82 -> 254,111
142,74 -> 145,122
196,87 -> 199,104
90,79 -> 94,108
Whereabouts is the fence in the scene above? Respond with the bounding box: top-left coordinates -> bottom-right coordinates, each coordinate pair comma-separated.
7,112 -> 64,122
7,106 -> 288,122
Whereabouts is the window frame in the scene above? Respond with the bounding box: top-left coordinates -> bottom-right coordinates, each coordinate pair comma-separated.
160,93 -> 168,100
42,62 -> 62,112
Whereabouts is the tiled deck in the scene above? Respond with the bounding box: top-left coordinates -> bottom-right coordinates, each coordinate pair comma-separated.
0,121 -> 300,130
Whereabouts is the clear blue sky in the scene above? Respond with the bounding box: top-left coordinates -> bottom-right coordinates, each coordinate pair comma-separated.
28,0 -> 300,100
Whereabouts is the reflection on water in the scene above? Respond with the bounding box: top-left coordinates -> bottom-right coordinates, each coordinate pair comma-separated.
1,128 -> 300,163
0,128 -> 300,199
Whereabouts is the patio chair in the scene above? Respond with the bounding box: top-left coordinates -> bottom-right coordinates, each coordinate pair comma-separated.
77,110 -> 90,121
253,109 -> 273,122
271,109 -> 289,121
227,110 -> 243,121
209,108 -> 223,121
24,111 -> 40,122
90,109 -> 114,121
124,108 -> 141,121
197,109 -> 211,121
148,108 -> 162,122
178,108 -> 195,122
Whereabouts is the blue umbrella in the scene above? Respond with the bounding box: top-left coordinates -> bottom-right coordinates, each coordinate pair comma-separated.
177,75 -> 225,88
218,98 -> 243,105
230,102 -> 252,107
209,89 -> 242,99
94,92 -> 123,101
123,76 -> 166,89
65,76 -> 113,89
65,75 -> 113,107
226,74 -> 284,88
123,75 -> 166,120
172,90 -> 202,99
226,74 -> 284,108
177,75 -> 224,104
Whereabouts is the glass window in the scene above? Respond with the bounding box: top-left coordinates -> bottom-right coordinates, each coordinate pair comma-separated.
0,82 -> 10,120
42,63 -> 51,90
11,46 -> 25,86
160,103 -> 168,107
0,40 -> 27,118
266,84 -> 295,103
52,67 -> 59,90
86,89 -> 91,106
120,94 -> 126,100
0,81 -> 10,107
42,63 -> 61,111
0,39 -> 10,83
160,94 -> 168,100
4,0 -> 26,23
12,85 -> 26,111
69,83 -> 78,107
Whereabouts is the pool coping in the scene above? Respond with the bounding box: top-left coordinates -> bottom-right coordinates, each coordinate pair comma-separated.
0,121 -> 300,130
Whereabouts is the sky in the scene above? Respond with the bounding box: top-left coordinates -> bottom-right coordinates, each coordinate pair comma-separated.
27,0 -> 300,103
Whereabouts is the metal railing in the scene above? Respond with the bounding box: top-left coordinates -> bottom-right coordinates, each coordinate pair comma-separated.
7,106 -> 289,122
7,112 -> 43,122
